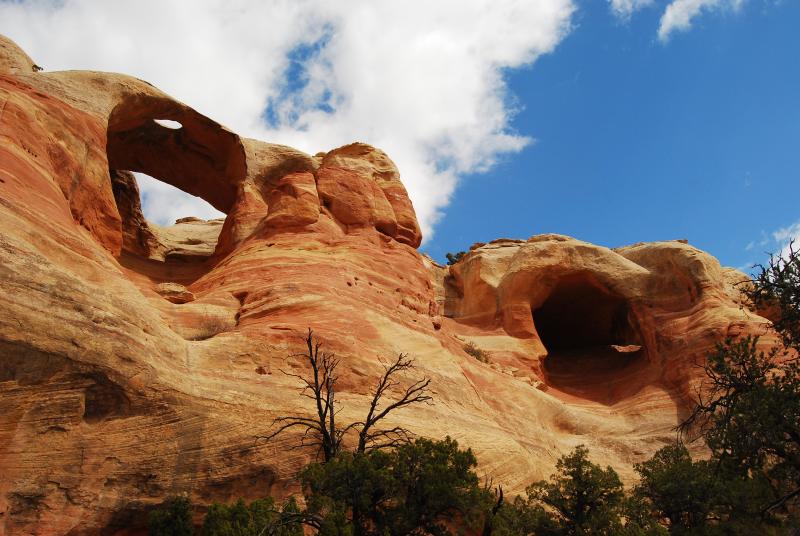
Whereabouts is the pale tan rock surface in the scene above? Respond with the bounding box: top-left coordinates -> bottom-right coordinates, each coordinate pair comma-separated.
0,35 -> 773,533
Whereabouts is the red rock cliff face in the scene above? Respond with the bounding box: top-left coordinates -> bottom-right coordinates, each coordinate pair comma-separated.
0,35 -> 773,534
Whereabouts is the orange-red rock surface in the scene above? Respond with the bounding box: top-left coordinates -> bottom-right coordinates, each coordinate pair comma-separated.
0,35 -> 773,534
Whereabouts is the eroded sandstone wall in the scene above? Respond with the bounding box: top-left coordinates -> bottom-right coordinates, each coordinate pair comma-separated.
0,35 -> 773,534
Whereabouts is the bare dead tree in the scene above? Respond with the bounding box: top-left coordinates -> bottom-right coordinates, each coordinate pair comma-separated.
261,328 -> 432,462
354,353 -> 432,454
260,328 -> 344,462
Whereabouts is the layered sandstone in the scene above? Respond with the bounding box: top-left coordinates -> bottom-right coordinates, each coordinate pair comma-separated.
0,35 -> 771,534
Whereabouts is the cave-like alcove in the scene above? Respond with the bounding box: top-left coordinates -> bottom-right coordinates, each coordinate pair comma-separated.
534,273 -> 647,404
534,273 -> 635,351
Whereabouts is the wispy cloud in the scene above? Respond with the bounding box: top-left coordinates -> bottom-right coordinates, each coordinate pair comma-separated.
609,0 -> 656,21
658,0 -> 746,42
741,219 -> 800,272
772,221 -> 800,259
0,0 -> 576,239
608,0 -> 750,42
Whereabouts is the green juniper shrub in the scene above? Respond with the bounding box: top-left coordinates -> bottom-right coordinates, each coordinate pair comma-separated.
632,443 -> 721,535
494,445 -> 635,536
200,497 -> 302,536
149,496 -> 194,536
619,495 -> 669,536
491,494 -> 559,536
301,437 -> 489,536
387,437 -> 488,534
633,441 -> 785,535
666,244 -> 800,533
529,445 -> 626,535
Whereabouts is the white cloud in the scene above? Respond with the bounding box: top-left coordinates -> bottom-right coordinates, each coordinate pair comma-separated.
134,173 -> 224,226
658,0 -> 746,42
742,220 -> 800,271
609,0 -> 655,20
609,0 -> 754,42
0,0 -> 575,240
773,221 -> 800,259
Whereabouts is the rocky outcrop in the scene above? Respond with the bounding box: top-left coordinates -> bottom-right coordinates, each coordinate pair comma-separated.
0,35 -> 772,534
440,236 -> 773,405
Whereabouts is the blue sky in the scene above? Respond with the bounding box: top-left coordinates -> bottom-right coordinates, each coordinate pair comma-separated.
422,1 -> 800,270
1,0 -> 797,271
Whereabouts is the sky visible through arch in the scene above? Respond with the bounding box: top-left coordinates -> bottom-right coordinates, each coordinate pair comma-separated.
0,0 -> 797,271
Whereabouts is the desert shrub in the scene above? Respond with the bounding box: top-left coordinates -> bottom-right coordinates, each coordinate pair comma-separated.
445,251 -> 466,265
188,312 -> 233,341
463,341 -> 490,363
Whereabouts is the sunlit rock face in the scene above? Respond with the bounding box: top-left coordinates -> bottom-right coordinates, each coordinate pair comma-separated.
0,34 -> 772,533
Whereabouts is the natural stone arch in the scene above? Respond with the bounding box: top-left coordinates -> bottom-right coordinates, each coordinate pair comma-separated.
106,94 -> 246,216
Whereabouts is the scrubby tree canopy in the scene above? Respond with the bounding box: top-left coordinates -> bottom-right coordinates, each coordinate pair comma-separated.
492,445 -> 661,536
302,437 -> 489,536
679,245 -> 800,524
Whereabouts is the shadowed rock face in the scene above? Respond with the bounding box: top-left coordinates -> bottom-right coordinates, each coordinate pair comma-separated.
0,35 -> 774,533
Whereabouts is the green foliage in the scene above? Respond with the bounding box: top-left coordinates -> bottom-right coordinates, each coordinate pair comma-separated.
389,436 -> 488,533
463,341 -> 490,363
701,337 -> 800,494
445,251 -> 466,265
301,437 -> 489,535
747,242 -> 800,351
528,445 -> 626,535
200,497 -> 302,536
653,244 -> 800,533
618,495 -> 669,536
494,445 -> 638,536
492,494 -> 559,535
149,496 -> 194,536
674,244 -> 800,528
633,444 -> 722,534
633,442 -> 787,535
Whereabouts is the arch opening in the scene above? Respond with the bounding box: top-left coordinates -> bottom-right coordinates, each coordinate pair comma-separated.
133,172 -> 224,226
110,170 -> 225,286
533,273 -> 647,404
106,95 -> 246,216
153,119 -> 182,130
106,96 -> 245,284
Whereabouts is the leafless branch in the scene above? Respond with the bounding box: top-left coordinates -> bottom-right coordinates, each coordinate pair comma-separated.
355,353 -> 432,453
261,328 -> 433,462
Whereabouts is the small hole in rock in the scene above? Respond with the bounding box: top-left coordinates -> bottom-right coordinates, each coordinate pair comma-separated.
153,119 -> 183,130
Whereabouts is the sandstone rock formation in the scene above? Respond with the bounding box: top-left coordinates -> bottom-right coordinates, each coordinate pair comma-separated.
0,35 -> 772,533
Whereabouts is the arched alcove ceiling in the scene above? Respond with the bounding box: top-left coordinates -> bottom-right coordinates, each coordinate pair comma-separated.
106,96 -> 246,214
